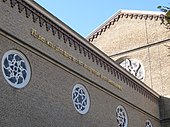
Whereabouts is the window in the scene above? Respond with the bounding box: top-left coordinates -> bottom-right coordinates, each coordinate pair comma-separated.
72,84 -> 90,114
119,58 -> 145,81
2,50 -> 31,88
145,120 -> 153,127
116,105 -> 128,127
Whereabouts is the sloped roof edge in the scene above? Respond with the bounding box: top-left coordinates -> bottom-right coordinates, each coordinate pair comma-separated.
86,9 -> 165,42
86,9 -> 122,39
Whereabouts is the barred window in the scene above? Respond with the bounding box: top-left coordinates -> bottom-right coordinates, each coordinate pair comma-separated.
2,50 -> 31,88
72,84 -> 90,114
116,105 -> 128,127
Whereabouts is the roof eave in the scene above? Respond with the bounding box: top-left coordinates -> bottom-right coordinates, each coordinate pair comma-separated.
86,9 -> 165,42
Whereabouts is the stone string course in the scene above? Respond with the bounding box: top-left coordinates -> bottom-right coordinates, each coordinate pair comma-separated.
2,0 -> 159,103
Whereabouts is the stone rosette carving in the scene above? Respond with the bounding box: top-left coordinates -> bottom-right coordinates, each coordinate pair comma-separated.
2,50 -> 31,88
120,58 -> 145,81
116,105 -> 128,127
145,120 -> 153,127
72,84 -> 90,114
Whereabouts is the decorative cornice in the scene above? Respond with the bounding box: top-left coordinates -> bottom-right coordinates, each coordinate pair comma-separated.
2,0 -> 159,103
86,10 -> 165,42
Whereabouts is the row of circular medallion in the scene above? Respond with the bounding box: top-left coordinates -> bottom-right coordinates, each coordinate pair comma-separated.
72,84 -> 153,127
1,50 -> 152,127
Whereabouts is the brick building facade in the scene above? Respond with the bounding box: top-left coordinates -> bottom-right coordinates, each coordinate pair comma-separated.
87,10 -> 170,127
0,0 -> 168,127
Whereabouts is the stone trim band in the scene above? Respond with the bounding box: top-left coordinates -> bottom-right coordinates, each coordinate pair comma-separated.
31,29 -> 122,90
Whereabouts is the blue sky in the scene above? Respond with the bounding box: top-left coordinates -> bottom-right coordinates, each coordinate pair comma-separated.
35,0 -> 169,37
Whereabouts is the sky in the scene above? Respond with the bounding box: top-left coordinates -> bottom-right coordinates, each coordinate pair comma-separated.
35,0 -> 169,37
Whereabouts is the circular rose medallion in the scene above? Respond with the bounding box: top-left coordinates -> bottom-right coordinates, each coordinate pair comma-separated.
2,50 -> 31,88
72,84 -> 90,114
116,105 -> 128,127
145,120 -> 153,127
120,58 -> 145,81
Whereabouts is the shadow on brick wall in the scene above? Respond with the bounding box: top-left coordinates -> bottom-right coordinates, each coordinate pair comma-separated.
160,96 -> 170,127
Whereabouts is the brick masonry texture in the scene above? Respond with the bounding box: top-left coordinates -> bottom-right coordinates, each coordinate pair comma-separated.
89,10 -> 170,126
0,0 -> 163,126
